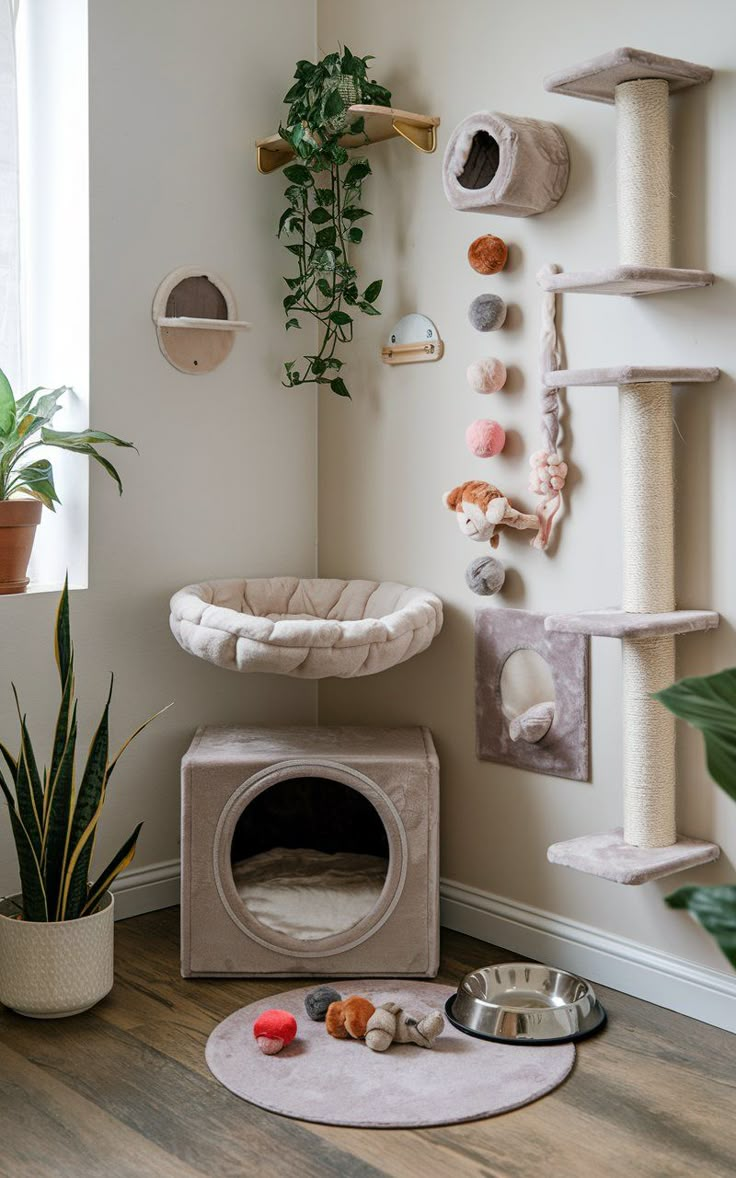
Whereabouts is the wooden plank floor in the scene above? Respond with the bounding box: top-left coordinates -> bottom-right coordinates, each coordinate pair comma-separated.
0,907 -> 734,1178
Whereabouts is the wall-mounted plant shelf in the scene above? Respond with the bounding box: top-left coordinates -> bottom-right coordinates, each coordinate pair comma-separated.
256,105 -> 440,174
538,266 -> 714,297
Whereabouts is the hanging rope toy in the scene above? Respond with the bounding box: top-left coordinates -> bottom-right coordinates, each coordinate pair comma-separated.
531,263 -> 567,549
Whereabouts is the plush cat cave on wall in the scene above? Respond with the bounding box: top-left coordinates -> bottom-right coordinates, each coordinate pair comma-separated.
443,111 -> 569,217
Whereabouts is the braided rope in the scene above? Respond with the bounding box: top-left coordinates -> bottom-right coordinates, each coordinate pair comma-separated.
531,264 -> 566,549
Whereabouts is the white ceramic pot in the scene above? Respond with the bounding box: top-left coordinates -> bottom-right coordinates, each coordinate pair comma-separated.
0,891 -> 114,1018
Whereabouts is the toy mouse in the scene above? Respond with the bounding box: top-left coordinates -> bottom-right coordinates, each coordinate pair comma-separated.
443,480 -> 538,548
325,995 -> 376,1040
365,1002 -> 445,1052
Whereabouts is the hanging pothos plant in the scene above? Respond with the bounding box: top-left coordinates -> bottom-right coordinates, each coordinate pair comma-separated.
277,48 -> 391,398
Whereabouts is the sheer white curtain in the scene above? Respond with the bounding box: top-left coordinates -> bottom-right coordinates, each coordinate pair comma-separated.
0,0 -> 21,389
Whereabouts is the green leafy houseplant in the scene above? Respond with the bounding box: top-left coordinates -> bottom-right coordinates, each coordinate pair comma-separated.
0,368 -> 134,509
277,47 -> 391,398
655,668 -> 736,968
0,580 -> 168,922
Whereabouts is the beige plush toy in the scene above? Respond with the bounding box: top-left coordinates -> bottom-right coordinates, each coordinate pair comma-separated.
365,1002 -> 445,1052
443,480 -> 539,549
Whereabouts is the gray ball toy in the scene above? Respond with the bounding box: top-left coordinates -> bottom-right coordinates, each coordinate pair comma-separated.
304,985 -> 343,1021
465,555 -> 506,596
468,293 -> 507,332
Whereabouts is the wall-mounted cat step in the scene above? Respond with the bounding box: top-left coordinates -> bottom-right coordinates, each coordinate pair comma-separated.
537,266 -> 714,298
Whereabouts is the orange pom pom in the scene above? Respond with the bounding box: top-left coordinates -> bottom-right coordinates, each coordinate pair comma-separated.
468,235 -> 508,275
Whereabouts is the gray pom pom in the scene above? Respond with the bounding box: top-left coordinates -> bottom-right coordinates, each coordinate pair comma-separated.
304,985 -> 343,1021
468,293 -> 507,332
465,555 -> 505,596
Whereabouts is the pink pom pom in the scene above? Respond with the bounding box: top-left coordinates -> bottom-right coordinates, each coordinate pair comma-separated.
466,419 -> 506,458
253,1009 -> 297,1054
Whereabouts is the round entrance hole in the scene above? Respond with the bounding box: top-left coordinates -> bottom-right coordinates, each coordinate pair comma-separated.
457,130 -> 500,191
229,776 -> 390,942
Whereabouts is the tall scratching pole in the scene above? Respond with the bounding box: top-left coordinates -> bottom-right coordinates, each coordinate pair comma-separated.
617,78 -> 676,847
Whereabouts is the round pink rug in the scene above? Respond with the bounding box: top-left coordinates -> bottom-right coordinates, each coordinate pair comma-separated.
205,981 -> 575,1127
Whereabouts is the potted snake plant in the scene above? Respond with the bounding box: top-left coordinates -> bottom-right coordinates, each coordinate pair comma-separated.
0,368 -> 134,593
0,581 -> 169,1017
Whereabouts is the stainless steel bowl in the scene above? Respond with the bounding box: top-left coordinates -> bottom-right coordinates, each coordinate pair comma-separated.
446,962 -> 607,1045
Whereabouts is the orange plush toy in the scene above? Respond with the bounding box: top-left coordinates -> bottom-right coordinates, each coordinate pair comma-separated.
325,996 -> 376,1040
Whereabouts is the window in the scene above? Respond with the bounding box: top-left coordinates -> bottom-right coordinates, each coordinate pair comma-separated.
15,0 -> 89,589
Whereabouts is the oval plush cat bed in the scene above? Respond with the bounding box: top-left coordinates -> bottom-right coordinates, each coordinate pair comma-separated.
170,577 -> 443,678
443,111 -> 569,217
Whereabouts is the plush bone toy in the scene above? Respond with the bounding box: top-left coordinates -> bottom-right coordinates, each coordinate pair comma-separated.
365,1002 -> 445,1052
325,996 -> 376,1040
443,480 -> 539,548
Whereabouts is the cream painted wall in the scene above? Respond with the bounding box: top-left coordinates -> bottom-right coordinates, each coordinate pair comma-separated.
0,0 -> 318,897
317,0 -> 736,976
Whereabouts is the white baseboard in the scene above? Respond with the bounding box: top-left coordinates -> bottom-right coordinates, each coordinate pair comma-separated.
110,858 -> 736,1033
111,857 -> 180,920
441,877 -> 736,1034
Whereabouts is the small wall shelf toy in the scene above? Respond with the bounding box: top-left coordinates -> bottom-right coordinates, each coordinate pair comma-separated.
443,111 -> 569,217
256,106 -> 440,174
541,47 -> 720,885
152,268 -> 251,374
381,314 -> 444,365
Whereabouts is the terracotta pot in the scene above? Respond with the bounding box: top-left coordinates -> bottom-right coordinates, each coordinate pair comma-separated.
0,892 -> 114,1018
0,498 -> 43,593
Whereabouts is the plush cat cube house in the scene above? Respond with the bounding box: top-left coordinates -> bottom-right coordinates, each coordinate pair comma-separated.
181,725 -> 439,978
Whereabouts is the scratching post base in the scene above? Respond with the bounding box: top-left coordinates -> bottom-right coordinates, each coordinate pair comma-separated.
547,829 -> 720,885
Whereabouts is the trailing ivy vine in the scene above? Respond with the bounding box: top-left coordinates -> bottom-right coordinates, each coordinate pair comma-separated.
277,48 -> 391,398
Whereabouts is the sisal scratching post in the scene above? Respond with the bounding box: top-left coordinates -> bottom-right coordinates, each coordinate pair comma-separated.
617,79 -> 676,848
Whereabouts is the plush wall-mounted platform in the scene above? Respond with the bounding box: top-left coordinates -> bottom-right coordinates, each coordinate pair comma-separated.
443,111 -> 569,217
170,577 -> 443,679
475,609 -> 589,780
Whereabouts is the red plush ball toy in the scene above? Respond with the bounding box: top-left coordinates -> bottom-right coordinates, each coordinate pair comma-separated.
253,1009 -> 297,1055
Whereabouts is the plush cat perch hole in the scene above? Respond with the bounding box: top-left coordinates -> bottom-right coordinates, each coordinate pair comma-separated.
181,726 -> 439,978
443,111 -> 569,217
541,48 -> 720,884
170,578 -> 442,679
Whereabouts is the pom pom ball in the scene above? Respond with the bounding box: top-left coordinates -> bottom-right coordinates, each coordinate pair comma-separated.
467,357 -> 507,394
465,555 -> 506,596
253,1009 -> 297,1055
304,985 -> 342,1022
466,419 -> 506,458
468,293 -> 507,332
468,234 -> 508,275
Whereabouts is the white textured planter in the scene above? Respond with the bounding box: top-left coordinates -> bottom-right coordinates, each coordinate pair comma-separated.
0,891 -> 114,1018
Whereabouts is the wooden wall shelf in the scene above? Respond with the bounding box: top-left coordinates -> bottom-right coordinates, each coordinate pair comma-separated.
256,106 -> 440,174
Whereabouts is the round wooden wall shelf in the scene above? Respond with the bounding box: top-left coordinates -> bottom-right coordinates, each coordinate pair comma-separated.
152,268 -> 251,374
